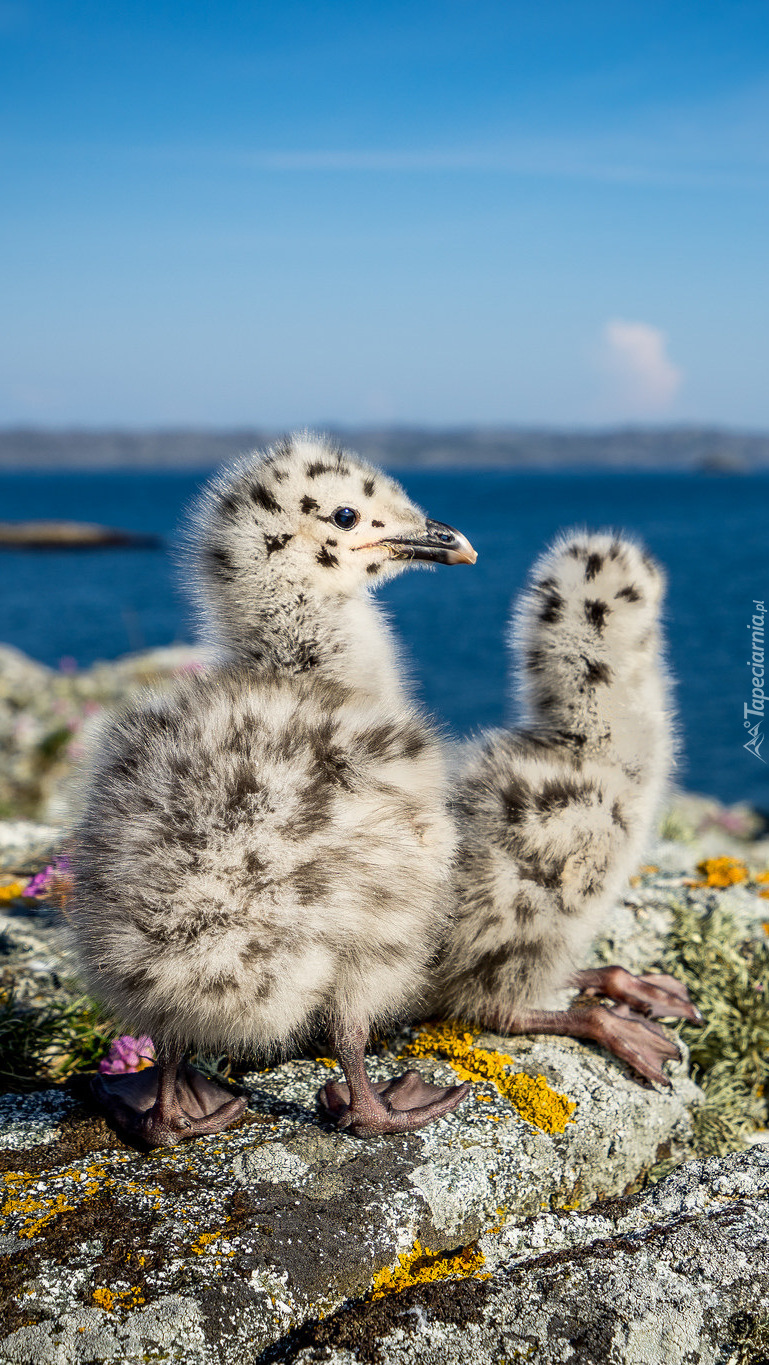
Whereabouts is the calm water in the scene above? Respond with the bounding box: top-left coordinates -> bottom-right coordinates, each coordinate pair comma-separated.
1,469 -> 768,809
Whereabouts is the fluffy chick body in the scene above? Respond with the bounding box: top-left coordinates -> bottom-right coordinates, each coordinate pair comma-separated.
433,531 -> 673,1021
70,435 -> 466,1069
73,669 -> 453,1056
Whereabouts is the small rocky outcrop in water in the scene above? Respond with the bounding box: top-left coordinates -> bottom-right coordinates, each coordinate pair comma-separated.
0,521 -> 159,548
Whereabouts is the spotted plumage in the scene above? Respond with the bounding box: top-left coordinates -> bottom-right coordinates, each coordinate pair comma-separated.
70,433 -> 476,1143
429,531 -> 701,1085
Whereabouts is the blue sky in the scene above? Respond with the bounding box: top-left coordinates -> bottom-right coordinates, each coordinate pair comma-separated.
1,1 -> 768,427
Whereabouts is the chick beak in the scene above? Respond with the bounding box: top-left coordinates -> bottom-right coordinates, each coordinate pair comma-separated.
373,519 -> 478,566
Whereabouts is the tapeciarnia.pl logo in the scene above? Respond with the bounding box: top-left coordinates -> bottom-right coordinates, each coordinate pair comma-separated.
744,599 -> 766,762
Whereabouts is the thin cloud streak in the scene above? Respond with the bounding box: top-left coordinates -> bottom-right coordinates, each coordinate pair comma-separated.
146,139 -> 769,189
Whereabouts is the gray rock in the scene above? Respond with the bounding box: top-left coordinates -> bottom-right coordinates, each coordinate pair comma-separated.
0,644 -> 208,824
286,1148 -> 769,1365
0,1027 -> 701,1364
0,822 -> 62,874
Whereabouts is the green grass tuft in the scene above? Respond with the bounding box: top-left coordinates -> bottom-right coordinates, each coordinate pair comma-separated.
0,992 -> 116,1090
659,896 -> 769,1157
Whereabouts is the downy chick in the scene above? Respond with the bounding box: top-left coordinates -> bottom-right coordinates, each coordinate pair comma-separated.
71,434 -> 476,1144
430,531 -> 702,1086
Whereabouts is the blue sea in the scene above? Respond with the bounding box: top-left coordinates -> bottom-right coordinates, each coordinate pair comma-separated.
1,469 -> 767,810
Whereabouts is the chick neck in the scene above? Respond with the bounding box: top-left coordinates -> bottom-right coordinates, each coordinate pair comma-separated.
209,583 -> 407,707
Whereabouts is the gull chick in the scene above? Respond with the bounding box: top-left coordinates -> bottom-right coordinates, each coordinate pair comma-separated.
430,532 -> 702,1086
70,434 -> 476,1145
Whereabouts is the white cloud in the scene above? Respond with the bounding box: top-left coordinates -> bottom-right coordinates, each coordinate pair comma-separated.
599,319 -> 682,416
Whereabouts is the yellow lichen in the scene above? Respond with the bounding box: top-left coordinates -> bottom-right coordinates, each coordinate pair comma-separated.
1,1191 -> 74,1238
403,1024 -> 575,1134
369,1238 -> 489,1299
190,1230 -> 223,1255
639,865 -> 659,875
0,880 -> 26,901
695,856 -> 749,888
92,1286 -> 145,1312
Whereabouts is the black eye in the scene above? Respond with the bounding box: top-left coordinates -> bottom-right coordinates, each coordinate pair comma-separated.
332,507 -> 360,530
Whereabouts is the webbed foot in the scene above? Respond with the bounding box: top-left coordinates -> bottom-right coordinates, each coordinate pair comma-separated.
572,965 -> 704,1024
318,1070 -> 470,1137
483,1001 -> 682,1088
580,1001 -> 682,1087
92,1059 -> 247,1147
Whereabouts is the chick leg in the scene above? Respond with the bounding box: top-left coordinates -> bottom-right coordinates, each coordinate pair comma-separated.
92,1050 -> 247,1147
571,966 -> 704,1023
317,1022 -> 470,1137
483,1003 -> 682,1088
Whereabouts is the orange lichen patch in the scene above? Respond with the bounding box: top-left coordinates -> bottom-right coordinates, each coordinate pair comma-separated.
695,857 -> 749,888
0,880 -> 27,901
755,871 -> 769,884
403,1024 -> 575,1134
92,1286 -> 145,1312
315,1057 -> 337,1068
1,1190 -> 75,1238
370,1238 -> 489,1299
639,865 -> 659,875
190,1230 -> 223,1255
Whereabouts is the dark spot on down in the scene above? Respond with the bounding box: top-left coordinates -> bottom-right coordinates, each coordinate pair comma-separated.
401,729 -> 427,759
584,553 -> 603,581
306,461 -> 334,479
611,800 -> 628,833
584,658 -> 612,684
615,585 -> 642,603
205,546 -> 234,579
539,591 -> 563,624
264,532 -> 293,556
300,495 -> 320,513
371,519 -> 385,528
501,775 -> 530,825
584,599 -> 609,631
519,855 -> 565,891
290,777 -> 333,837
359,723 -> 395,759
325,538 -> 337,547
249,482 -> 282,514
362,478 -> 375,497
533,777 -> 586,814
292,859 -> 331,906
199,973 -> 239,998
316,545 -> 339,568
366,562 -> 380,574
554,728 -> 587,750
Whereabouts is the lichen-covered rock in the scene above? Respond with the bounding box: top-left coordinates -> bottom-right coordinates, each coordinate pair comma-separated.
0,1026 -> 701,1364
285,1148 -> 769,1365
0,644 -> 208,823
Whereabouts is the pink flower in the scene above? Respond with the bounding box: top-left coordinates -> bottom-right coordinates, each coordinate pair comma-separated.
98,1035 -> 156,1074
24,866 -> 56,898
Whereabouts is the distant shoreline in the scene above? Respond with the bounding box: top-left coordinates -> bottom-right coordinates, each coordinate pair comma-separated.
1,425 -> 768,471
